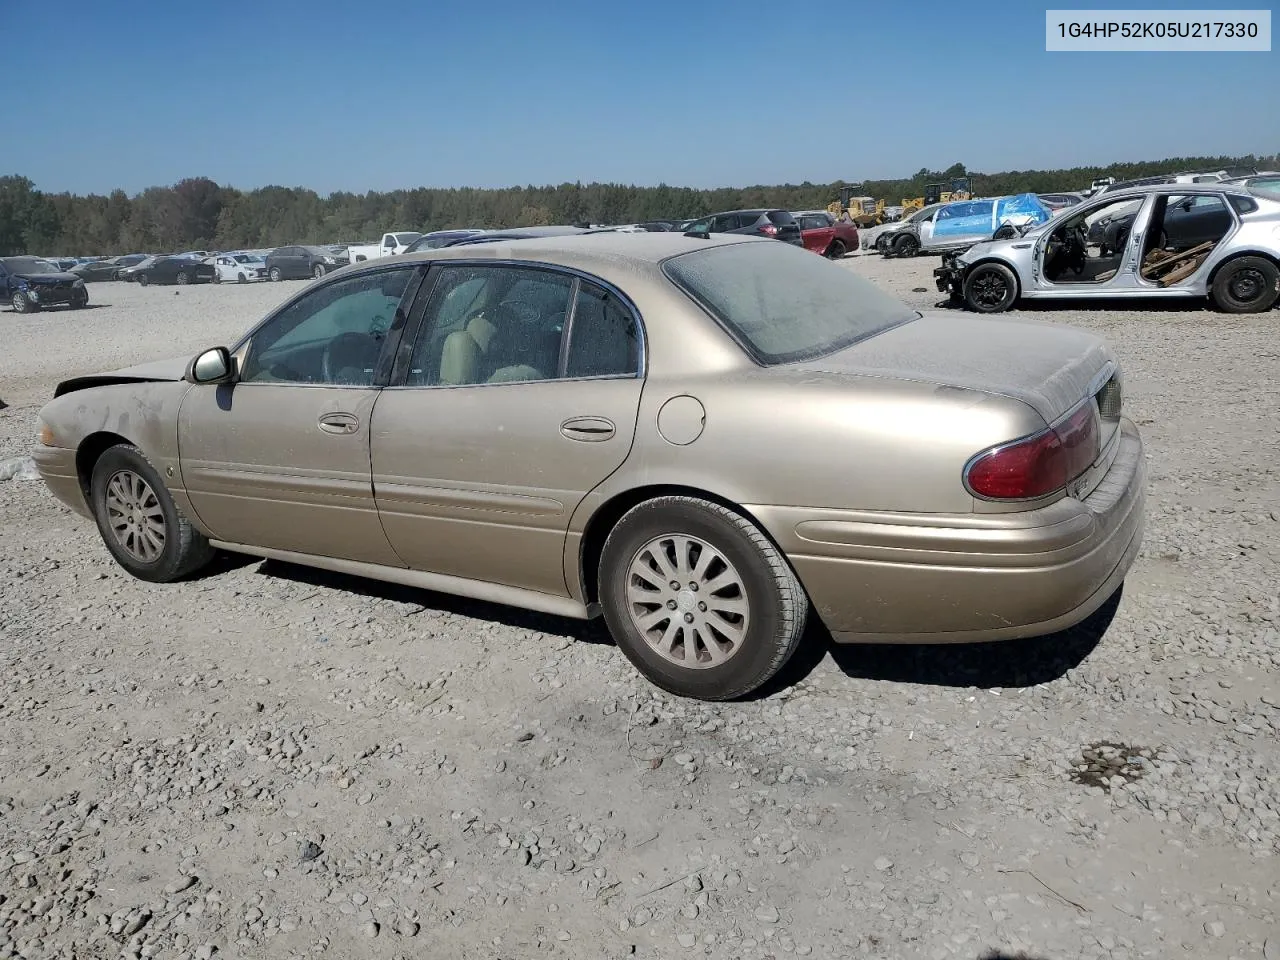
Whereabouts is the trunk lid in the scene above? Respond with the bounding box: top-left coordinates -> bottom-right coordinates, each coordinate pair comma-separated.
788,311 -> 1115,426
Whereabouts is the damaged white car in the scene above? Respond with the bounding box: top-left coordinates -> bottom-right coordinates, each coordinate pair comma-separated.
934,182 -> 1280,314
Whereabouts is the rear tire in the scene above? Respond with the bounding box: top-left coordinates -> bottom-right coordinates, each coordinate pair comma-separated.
963,262 -> 1019,313
1210,256 -> 1280,314
175,271 -> 190,285
825,239 -> 846,259
89,444 -> 216,582
598,496 -> 807,701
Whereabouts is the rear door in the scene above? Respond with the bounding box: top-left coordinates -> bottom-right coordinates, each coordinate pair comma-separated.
370,262 -> 645,597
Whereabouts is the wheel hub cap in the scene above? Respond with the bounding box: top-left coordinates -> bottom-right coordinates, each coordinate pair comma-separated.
624,535 -> 750,669
104,469 -> 165,563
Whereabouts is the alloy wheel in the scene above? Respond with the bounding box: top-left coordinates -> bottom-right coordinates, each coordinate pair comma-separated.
104,469 -> 166,563
624,534 -> 750,668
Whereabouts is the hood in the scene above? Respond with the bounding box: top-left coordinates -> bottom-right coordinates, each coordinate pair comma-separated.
16,270 -> 79,284
786,311 -> 1113,424
53,354 -> 190,398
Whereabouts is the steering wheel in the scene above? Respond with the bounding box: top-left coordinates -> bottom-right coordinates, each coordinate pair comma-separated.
494,300 -> 541,326
322,327 -> 384,383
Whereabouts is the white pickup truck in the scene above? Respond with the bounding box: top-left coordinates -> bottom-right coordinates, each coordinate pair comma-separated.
345,231 -> 424,263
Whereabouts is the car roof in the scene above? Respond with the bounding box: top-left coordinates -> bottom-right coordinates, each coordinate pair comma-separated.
1099,182 -> 1253,198
338,230 -> 764,275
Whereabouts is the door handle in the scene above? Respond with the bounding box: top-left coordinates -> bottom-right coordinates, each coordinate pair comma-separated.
318,412 -> 360,435
560,417 -> 615,442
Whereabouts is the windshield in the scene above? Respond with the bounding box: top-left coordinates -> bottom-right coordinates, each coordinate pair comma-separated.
2,257 -> 60,274
393,232 -> 423,244
233,254 -> 262,263
663,241 -> 917,364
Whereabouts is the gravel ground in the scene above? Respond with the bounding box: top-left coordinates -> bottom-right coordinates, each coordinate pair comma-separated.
1,263 -> 1278,960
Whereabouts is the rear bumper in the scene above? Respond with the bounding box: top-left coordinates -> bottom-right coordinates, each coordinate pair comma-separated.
31,445 -> 92,518
750,418 -> 1146,643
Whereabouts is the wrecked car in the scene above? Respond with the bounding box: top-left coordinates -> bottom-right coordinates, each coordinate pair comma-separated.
934,182 -> 1280,314
887,194 -> 1050,258
1,257 -> 89,313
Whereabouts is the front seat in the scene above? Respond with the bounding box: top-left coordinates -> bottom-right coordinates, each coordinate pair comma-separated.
437,313 -> 499,386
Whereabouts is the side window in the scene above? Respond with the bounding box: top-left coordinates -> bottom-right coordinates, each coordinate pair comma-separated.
408,265 -> 573,387
240,268 -> 413,385
565,281 -> 641,379
686,218 -> 712,233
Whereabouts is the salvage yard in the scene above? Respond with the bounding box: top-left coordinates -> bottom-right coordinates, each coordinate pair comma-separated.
1,257 -> 1278,960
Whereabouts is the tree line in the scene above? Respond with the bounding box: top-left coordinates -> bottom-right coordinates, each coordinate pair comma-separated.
1,153 -> 1274,257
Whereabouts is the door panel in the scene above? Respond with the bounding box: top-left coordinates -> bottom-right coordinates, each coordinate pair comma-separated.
178,384 -> 403,565
371,378 -> 642,595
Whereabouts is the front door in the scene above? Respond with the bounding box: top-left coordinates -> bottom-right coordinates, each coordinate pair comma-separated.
1032,194 -> 1153,291
370,263 -> 645,597
178,264 -> 420,565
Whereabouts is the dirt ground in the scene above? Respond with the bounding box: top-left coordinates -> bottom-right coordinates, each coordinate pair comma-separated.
1,258 -> 1278,960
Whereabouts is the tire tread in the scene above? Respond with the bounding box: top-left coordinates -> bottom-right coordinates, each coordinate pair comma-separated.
91,443 -> 215,582
599,495 -> 807,700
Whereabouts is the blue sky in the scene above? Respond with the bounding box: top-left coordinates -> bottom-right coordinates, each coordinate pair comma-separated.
5,0 -> 1277,196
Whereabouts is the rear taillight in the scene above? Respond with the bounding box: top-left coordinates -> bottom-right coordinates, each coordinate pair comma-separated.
964,402 -> 1100,500
758,223 -> 778,236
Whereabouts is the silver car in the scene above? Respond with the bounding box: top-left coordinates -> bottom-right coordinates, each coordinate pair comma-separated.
934,182 -> 1280,314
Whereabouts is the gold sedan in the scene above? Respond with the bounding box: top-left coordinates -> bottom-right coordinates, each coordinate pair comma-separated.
33,232 -> 1145,700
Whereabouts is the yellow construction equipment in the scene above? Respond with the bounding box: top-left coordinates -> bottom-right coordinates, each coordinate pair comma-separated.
826,186 -> 887,228
923,177 -> 974,206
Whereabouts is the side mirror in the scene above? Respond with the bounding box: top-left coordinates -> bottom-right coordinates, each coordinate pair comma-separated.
186,346 -> 235,384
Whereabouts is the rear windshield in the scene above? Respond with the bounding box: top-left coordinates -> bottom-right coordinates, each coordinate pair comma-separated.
663,241 -> 917,364
766,211 -> 795,225
1246,177 -> 1280,201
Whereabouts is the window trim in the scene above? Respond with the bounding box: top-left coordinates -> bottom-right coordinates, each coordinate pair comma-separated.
386,259 -> 647,391
230,261 -> 428,388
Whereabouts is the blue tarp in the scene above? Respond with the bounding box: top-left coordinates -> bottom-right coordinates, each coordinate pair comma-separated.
932,193 -> 1051,238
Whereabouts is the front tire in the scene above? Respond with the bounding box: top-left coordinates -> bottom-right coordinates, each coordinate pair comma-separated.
892,233 -> 919,258
598,496 -> 807,701
1210,256 -> 1280,314
11,291 -> 37,313
71,290 -> 89,309
237,273 -> 246,284
137,273 -> 149,286
313,264 -> 326,279
90,444 -> 215,582
269,267 -> 282,282
963,262 -> 1019,313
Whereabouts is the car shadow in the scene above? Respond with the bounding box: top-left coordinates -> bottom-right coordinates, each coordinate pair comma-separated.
5,303 -> 110,313
235,554 -> 1118,694
250,558 -> 614,645
933,294 -> 1215,315
749,586 -> 1122,698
